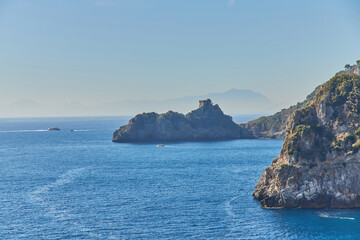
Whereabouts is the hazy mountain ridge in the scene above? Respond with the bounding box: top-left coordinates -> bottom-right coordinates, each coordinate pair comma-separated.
1,89 -> 275,118
103,88 -> 276,116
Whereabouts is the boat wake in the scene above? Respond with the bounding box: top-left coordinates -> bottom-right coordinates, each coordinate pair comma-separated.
318,212 -> 355,220
28,167 -> 105,238
28,167 -> 88,202
0,129 -> 48,133
225,196 -> 239,218
70,130 -> 94,132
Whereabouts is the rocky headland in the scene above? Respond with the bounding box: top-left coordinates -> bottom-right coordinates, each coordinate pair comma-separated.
240,62 -> 360,139
113,99 -> 251,142
254,62 -> 360,208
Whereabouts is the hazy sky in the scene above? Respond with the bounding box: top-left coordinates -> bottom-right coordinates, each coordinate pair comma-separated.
0,0 -> 359,116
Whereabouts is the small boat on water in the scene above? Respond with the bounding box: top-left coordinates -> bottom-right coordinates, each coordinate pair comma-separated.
157,144 -> 165,147
48,127 -> 60,131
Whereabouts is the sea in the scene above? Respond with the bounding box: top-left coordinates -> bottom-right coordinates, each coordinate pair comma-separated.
1,116 -> 360,239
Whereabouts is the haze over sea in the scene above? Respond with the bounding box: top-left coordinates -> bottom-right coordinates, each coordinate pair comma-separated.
1,116 -> 360,239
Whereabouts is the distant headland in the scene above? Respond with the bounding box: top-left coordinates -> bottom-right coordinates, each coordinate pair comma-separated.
112,99 -> 251,142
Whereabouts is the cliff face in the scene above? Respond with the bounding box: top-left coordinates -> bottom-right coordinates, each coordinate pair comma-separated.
113,99 -> 251,142
254,73 -> 360,208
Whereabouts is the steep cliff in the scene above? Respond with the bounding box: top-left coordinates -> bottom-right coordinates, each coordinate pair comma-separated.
254,73 -> 360,208
113,99 -> 250,142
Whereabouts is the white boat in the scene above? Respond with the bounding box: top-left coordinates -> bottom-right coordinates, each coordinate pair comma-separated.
48,127 -> 60,131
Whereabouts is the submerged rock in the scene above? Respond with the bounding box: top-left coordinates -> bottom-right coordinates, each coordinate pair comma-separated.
254,69 -> 360,208
112,99 -> 251,142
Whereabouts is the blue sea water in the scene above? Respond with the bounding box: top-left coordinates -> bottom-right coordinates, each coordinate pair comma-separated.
1,116 -> 360,239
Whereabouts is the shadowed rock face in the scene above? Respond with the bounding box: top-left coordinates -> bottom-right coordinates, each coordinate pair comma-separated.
112,99 -> 251,142
254,73 -> 360,208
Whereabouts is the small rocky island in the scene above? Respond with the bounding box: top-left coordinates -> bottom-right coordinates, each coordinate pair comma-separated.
113,99 -> 249,142
254,64 -> 360,208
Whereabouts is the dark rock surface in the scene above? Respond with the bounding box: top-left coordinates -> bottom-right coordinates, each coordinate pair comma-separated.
254,71 -> 360,208
112,99 -> 251,142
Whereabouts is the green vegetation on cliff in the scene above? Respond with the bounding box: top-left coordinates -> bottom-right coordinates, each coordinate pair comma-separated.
240,85 -> 320,139
254,71 -> 360,209
317,73 -> 360,110
243,70 -> 360,139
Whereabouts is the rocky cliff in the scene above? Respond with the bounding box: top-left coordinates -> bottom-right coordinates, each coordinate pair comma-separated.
113,99 -> 250,142
254,72 -> 360,208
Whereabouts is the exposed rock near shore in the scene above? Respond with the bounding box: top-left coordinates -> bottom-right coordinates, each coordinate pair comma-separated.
113,99 -> 251,142
254,71 -> 360,208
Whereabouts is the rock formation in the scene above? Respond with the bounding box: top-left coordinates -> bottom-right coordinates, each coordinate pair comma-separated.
254,71 -> 360,208
112,99 -> 251,142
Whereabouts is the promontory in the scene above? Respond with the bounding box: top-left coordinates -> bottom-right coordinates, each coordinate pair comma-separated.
254,61 -> 360,208
112,99 -> 251,142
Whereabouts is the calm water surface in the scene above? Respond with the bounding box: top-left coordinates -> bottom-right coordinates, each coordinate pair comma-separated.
0,117 -> 360,239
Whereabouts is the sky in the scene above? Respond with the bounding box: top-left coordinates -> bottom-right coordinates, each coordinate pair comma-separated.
0,0 -> 359,117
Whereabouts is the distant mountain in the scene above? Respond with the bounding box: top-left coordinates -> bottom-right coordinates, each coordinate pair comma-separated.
6,99 -> 46,117
1,89 -> 276,118
1,99 -> 93,118
101,89 -> 276,116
